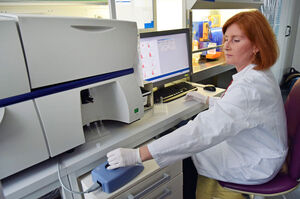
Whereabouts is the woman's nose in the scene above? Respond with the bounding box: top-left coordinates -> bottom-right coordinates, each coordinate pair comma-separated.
224,41 -> 231,50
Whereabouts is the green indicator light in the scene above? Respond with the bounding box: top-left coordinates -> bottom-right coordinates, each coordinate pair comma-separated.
134,108 -> 139,113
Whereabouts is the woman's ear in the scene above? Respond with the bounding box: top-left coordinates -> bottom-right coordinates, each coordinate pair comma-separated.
253,46 -> 259,54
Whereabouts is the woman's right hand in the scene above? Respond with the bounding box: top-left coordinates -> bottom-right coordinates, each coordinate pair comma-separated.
184,91 -> 208,104
106,148 -> 141,170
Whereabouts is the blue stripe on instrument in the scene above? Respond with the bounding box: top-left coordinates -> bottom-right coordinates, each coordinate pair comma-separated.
0,68 -> 134,108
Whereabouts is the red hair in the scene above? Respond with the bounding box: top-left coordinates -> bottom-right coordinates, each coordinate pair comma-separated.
222,10 -> 279,70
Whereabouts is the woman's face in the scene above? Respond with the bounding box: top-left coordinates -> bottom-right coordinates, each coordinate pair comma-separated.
223,23 -> 258,72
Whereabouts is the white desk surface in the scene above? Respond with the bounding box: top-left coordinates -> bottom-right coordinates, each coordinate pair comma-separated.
2,83 -> 224,199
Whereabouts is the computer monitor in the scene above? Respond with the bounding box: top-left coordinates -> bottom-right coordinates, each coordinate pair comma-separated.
139,28 -> 192,88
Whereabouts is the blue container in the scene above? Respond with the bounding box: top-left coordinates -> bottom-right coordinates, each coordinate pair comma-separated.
92,161 -> 144,193
199,41 -> 210,55
210,27 -> 223,51
193,21 -> 202,41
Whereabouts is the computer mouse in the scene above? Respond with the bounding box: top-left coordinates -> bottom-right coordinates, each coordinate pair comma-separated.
203,85 -> 216,92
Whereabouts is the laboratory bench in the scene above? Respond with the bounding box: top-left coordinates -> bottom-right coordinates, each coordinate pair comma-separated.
1,83 -> 224,199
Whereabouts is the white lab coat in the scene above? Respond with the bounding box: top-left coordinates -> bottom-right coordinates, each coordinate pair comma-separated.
148,64 -> 288,185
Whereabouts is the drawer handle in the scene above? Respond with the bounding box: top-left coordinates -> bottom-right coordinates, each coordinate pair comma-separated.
156,188 -> 172,199
128,173 -> 171,199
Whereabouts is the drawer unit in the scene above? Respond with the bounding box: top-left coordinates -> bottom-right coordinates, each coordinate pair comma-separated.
128,173 -> 183,199
80,160 -> 182,199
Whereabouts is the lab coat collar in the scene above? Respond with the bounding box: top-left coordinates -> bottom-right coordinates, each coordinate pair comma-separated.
232,64 -> 256,82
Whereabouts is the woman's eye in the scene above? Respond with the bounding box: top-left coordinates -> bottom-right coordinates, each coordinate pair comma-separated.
233,39 -> 240,42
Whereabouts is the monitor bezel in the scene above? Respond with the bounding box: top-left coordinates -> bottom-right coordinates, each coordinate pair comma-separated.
139,28 -> 192,88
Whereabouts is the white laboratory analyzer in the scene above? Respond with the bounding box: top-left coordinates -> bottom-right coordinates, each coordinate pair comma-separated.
0,14 -> 144,180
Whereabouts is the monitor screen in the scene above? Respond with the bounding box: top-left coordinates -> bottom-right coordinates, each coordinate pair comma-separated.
139,28 -> 192,87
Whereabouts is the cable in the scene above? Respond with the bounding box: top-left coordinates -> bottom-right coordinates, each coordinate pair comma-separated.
57,161 -> 102,195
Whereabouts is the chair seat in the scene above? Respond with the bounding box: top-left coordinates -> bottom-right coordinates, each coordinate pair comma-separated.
219,173 -> 299,195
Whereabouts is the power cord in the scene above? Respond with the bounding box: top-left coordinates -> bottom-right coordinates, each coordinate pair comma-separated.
57,161 -> 101,195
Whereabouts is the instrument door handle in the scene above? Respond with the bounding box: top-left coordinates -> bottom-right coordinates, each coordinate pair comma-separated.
0,107 -> 5,125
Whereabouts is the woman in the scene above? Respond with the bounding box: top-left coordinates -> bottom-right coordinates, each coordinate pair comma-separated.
107,10 -> 287,198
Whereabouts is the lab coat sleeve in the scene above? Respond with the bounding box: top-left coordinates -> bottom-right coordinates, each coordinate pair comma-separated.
208,96 -> 221,108
148,85 -> 254,168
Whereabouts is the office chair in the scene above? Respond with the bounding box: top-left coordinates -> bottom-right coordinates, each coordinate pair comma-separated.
218,78 -> 300,199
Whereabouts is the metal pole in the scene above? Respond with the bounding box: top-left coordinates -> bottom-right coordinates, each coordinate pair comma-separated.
109,0 -> 117,19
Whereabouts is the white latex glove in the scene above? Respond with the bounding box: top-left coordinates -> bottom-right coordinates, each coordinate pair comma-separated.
184,91 -> 208,104
106,148 -> 142,170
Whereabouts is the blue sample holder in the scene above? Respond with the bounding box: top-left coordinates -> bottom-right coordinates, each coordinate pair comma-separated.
91,161 -> 144,193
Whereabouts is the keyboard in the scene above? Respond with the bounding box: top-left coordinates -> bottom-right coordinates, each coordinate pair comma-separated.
154,82 -> 198,103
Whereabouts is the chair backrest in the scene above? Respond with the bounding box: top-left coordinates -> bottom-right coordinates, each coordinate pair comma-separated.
285,79 -> 300,180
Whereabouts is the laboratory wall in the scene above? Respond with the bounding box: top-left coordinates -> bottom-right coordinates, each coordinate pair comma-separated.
156,0 -> 184,31
272,0 -> 300,83
116,0 -> 154,30
292,14 -> 300,71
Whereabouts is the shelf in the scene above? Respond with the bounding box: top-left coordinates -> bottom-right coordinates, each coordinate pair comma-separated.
192,55 -> 226,73
0,0 -> 107,2
0,0 -> 108,5
191,55 -> 235,82
192,45 -> 223,54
